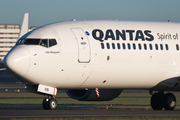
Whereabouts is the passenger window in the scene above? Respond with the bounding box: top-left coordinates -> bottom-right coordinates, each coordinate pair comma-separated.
144,44 -> 147,50
40,39 -> 48,47
155,44 -> 158,50
101,43 -> 104,49
112,43 -> 115,49
49,39 -> 57,47
165,44 -> 168,50
117,43 -> 120,49
138,44 -> 141,50
149,44 -> 153,50
122,43 -> 126,49
160,44 -> 163,50
127,43 -> 131,50
176,44 -> 179,51
106,43 -> 110,49
133,43 -> 136,50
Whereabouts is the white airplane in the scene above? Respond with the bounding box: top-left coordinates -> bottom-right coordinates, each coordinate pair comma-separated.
3,13 -> 180,110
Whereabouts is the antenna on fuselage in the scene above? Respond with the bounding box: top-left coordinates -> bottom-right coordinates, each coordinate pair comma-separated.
17,13 -> 29,40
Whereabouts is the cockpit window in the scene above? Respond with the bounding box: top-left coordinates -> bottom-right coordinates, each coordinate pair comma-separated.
16,38 -> 57,47
40,39 -> 48,47
49,39 -> 57,47
23,39 -> 40,45
16,38 -> 26,45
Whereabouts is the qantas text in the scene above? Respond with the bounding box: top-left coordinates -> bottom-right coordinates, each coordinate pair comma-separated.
92,29 -> 154,42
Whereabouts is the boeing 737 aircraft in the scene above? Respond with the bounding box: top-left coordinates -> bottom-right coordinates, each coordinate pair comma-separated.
3,13 -> 180,110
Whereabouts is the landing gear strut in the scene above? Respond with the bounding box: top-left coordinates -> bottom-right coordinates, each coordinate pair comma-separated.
150,92 -> 176,110
42,96 -> 58,110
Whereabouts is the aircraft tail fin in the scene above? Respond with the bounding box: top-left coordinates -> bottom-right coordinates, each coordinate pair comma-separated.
17,13 -> 29,40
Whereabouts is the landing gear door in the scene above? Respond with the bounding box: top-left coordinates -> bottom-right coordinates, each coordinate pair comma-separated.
71,28 -> 91,63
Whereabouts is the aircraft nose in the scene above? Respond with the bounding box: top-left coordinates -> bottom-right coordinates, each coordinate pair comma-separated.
3,46 -> 30,76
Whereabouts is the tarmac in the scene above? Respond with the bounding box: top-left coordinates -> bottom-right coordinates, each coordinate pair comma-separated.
0,109 -> 180,119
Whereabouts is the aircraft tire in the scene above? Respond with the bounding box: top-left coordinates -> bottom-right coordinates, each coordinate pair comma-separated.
42,98 -> 50,110
150,93 -> 163,110
48,98 -> 58,110
163,93 -> 176,110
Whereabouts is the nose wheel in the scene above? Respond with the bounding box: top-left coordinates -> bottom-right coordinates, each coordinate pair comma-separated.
42,96 -> 58,110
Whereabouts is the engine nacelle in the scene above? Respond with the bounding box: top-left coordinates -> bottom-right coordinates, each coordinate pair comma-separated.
66,89 -> 123,101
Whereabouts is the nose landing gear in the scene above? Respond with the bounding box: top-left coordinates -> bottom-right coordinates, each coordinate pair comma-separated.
42,96 -> 58,110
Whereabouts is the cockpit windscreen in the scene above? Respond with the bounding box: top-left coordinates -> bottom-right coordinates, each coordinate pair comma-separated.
16,38 -> 57,48
24,39 -> 40,45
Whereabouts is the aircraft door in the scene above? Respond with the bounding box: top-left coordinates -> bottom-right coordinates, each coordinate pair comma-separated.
71,28 -> 91,63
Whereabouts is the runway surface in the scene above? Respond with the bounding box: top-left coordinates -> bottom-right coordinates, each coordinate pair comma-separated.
0,109 -> 180,119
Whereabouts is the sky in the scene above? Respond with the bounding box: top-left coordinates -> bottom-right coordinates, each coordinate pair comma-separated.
0,0 -> 180,27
